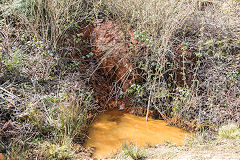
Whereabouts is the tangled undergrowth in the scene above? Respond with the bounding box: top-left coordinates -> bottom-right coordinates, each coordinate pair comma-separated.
0,0 -> 240,159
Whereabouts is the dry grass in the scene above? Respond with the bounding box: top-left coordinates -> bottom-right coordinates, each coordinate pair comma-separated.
1,0 -> 93,48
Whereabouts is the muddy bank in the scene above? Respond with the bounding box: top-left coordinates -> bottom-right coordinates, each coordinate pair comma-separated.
89,19 -> 140,111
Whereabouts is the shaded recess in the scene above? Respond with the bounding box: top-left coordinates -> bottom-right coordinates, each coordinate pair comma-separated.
59,19 -> 142,113
58,19 -> 202,120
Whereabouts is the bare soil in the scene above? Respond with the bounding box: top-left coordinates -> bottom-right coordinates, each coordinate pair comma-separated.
144,139 -> 240,160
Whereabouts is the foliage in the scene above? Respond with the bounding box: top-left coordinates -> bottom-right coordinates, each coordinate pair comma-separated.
2,49 -> 26,72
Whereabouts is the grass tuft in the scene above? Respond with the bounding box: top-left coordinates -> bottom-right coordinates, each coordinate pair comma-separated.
118,142 -> 145,160
38,136 -> 75,160
218,124 -> 240,140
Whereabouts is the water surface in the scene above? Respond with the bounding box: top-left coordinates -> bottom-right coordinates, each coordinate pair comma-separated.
85,110 -> 189,158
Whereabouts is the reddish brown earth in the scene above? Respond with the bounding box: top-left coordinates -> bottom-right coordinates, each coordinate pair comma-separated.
0,153 -> 4,160
89,19 -> 140,110
59,19 -> 141,111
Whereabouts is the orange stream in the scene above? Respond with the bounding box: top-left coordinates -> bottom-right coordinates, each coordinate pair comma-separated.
85,110 -> 190,159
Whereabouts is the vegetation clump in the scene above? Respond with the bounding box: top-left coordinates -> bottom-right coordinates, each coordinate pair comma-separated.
117,142 -> 145,160
218,124 -> 240,140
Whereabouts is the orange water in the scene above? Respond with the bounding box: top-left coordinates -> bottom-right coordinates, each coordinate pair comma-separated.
0,153 -> 3,160
85,110 -> 190,159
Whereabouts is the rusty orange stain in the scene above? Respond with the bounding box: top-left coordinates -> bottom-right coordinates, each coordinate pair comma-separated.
85,109 -> 190,159
0,153 -> 4,160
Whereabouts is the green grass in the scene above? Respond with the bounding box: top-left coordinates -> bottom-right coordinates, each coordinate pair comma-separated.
37,136 -> 75,160
218,124 -> 240,140
118,142 -> 146,160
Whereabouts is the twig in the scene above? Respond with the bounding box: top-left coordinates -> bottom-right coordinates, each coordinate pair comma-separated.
0,86 -> 20,100
146,88 -> 152,122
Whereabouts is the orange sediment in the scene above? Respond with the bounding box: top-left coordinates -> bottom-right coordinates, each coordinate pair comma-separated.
85,109 -> 190,159
0,153 -> 4,160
